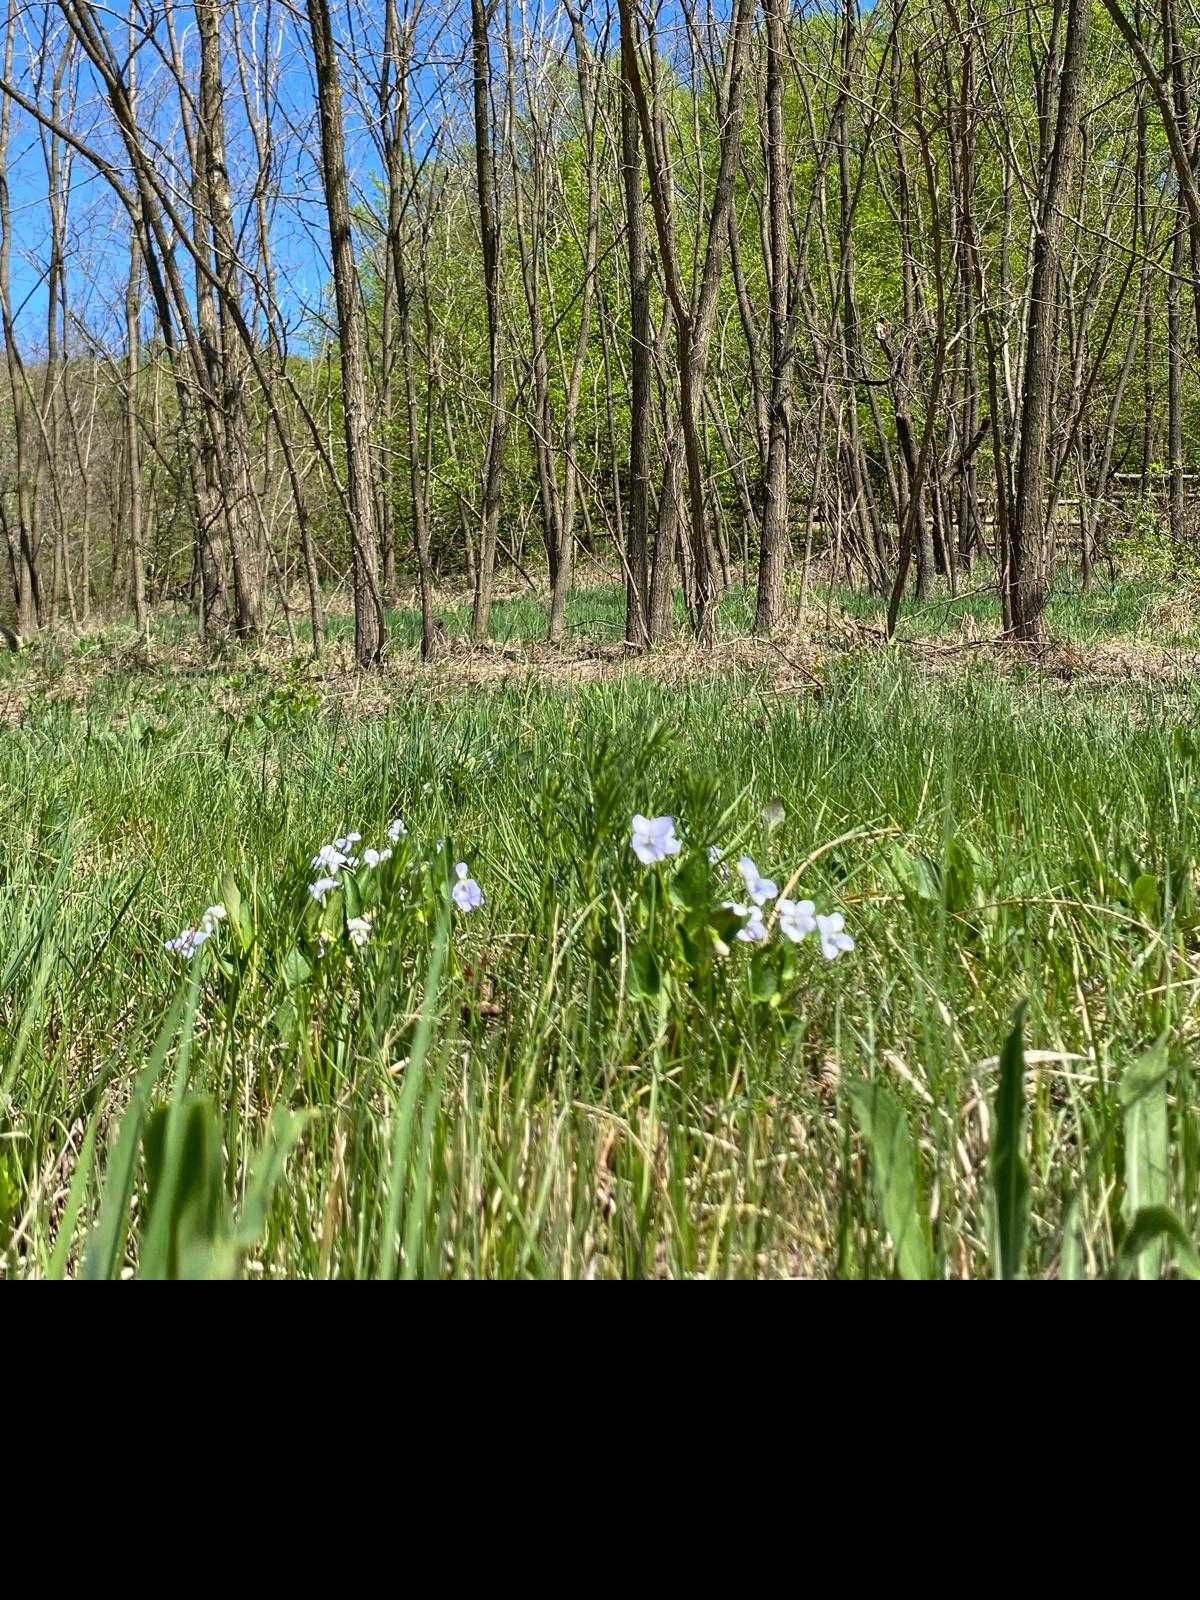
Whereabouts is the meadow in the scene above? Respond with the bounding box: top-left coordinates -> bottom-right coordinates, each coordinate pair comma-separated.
2,576 -> 1198,1278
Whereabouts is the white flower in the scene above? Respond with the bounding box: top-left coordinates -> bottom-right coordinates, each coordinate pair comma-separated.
707,845 -> 724,865
309,875 -> 340,904
334,833 -> 361,852
631,813 -> 682,865
200,903 -> 226,934
738,855 -> 778,906
361,847 -> 393,869
347,915 -> 372,947
387,817 -> 407,843
452,862 -> 484,912
165,927 -> 209,959
311,843 -> 349,874
777,897 -> 817,943
816,911 -> 855,960
724,900 -> 768,944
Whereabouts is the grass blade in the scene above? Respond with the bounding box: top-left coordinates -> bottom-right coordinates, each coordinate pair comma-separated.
991,1004 -> 1029,1281
1119,1043 -> 1171,1279
847,1078 -> 933,1280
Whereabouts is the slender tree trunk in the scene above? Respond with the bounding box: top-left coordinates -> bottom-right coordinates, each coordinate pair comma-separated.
754,0 -> 794,635
621,55 -> 651,649
306,0 -> 385,666
470,0 -> 506,644
1007,0 -> 1091,641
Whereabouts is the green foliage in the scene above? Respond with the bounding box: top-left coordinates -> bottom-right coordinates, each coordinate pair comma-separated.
2,595 -> 1200,1276
847,1078 -> 932,1280
991,1006 -> 1031,1281
1119,1044 -> 1171,1279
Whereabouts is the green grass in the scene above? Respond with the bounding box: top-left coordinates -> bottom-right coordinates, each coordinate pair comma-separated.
831,569 -> 1200,645
370,568 -> 1200,650
2,586 -> 1199,1277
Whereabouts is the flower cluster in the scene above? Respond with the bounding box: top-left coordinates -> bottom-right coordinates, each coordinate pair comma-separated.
164,902 -> 226,960
304,816 -> 482,935
632,819 -> 856,961
163,804 -> 847,975
307,819 -> 402,906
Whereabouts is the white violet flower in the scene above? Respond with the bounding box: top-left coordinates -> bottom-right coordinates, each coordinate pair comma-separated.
452,863 -> 483,912
724,900 -> 768,944
346,915 -> 372,948
309,875 -> 340,904
815,911 -> 855,960
737,855 -> 778,906
311,843 -> 349,875
777,897 -> 817,943
630,813 -> 682,865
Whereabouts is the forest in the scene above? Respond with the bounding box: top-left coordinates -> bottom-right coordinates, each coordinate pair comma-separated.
2,1 -> 1199,1280
2,0 -> 1198,654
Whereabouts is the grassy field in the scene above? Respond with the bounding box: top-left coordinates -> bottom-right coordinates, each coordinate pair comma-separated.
2,577 -> 1199,1278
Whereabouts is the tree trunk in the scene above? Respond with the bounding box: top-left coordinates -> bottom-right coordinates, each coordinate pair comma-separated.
306,0 -> 385,666
1006,0 -> 1091,641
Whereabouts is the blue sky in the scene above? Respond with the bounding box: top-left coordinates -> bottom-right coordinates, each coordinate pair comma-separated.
2,0 -> 768,353
2,0 -> 472,352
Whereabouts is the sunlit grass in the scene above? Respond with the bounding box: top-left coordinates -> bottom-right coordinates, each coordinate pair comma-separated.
1,579 -> 1198,1277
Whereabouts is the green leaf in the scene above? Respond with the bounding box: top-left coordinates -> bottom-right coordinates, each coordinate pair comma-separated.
1119,1043 -> 1171,1278
281,947 -> 313,990
83,975 -> 199,1280
140,1096 -> 230,1280
380,913 -> 449,1279
991,1004 -> 1029,1280
343,872 -> 362,920
887,844 -> 940,903
667,852 -> 710,914
627,940 -> 662,1001
1118,1207 -> 1200,1280
1130,874 -> 1159,922
748,954 -> 779,1004
847,1078 -> 933,1280
220,874 -> 248,949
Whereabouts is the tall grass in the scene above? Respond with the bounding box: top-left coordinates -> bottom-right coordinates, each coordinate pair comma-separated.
1,629 -> 1197,1276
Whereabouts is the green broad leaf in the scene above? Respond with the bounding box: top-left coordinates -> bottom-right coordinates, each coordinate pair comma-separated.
847,1078 -> 933,1281
1119,1043 -> 1171,1278
220,874 -> 246,945
627,940 -> 662,1002
140,1095 -> 231,1280
83,975 -> 199,1281
1130,874 -> 1160,922
343,872 -> 362,920
1118,1207 -> 1200,1280
667,852 -> 710,914
282,946 -> 313,990
748,954 -> 779,1004
991,1004 -> 1030,1280
887,844 -> 940,903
